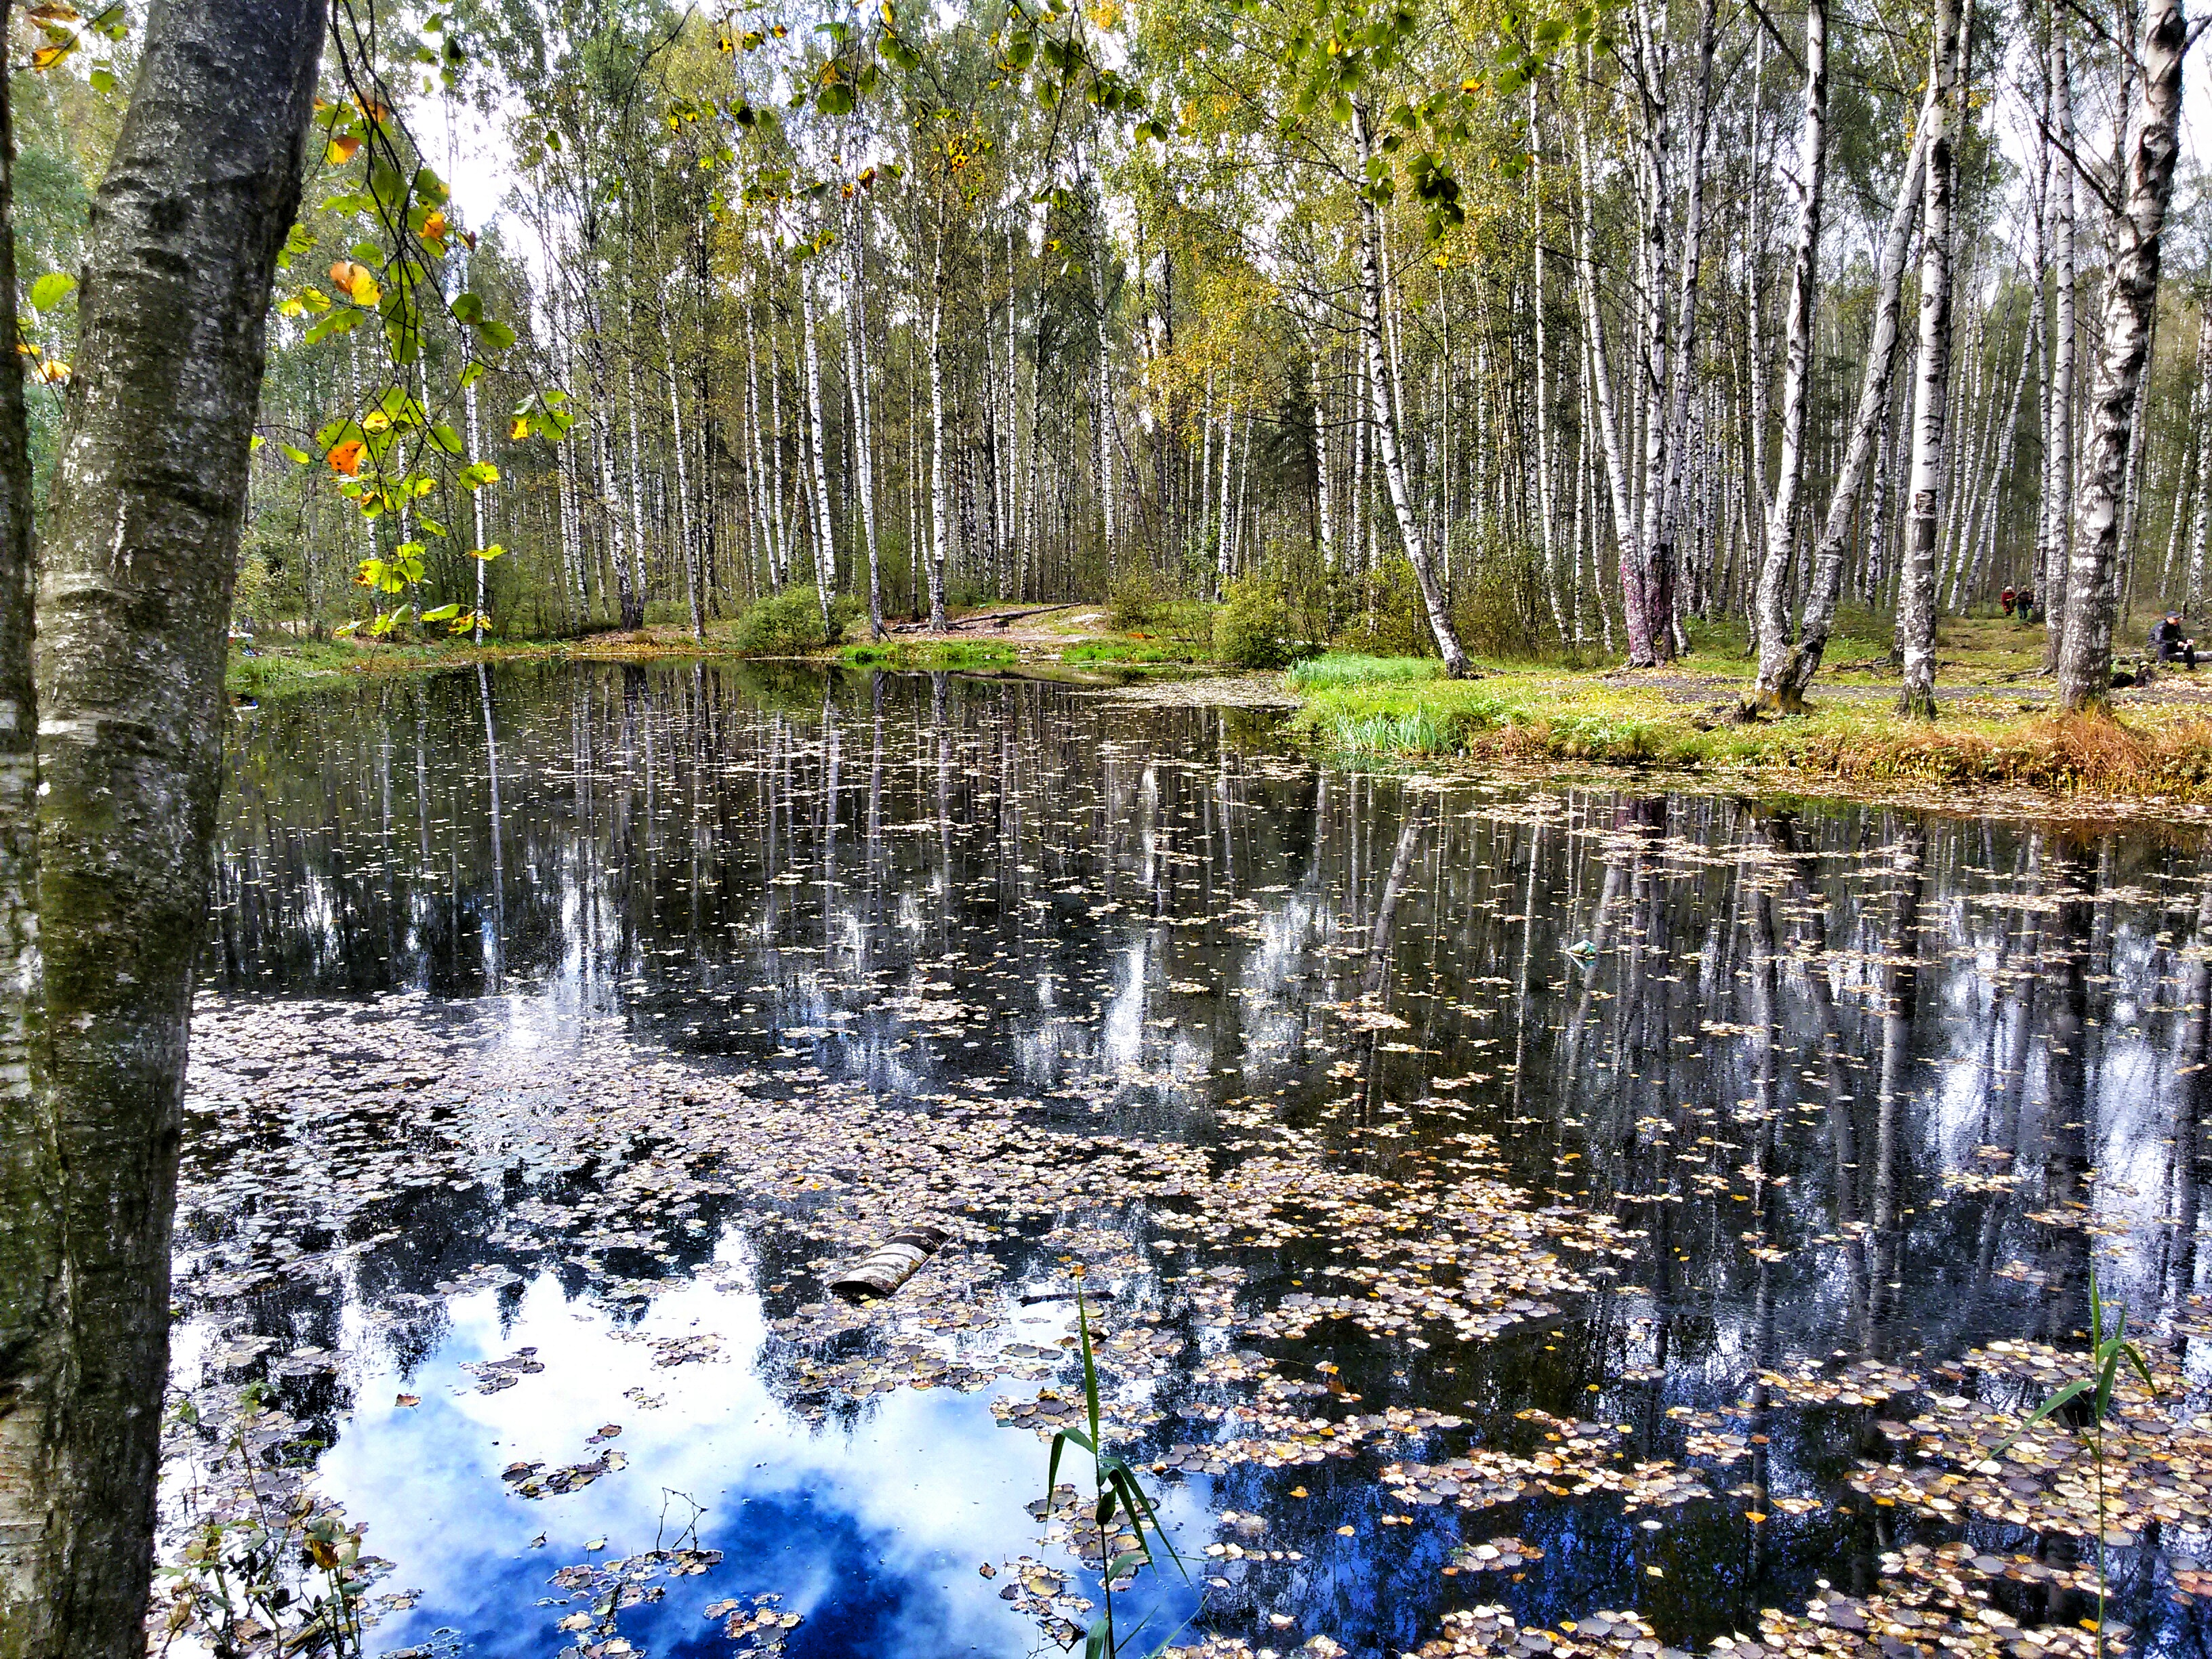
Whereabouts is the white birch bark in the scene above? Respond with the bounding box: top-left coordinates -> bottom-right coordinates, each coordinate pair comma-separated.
2044,33 -> 2078,665
1750,0 -> 1827,702
1353,102 -> 1470,676
1778,117 -> 1932,701
926,233 -> 949,630
844,228 -> 882,638
1896,0 -> 1963,719
802,266 -> 838,636
2057,0 -> 2189,709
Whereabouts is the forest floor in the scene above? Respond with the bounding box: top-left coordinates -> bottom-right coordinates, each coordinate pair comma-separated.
228,607 -> 2212,807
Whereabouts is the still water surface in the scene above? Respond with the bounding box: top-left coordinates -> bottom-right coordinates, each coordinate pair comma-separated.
175,661 -> 2212,1659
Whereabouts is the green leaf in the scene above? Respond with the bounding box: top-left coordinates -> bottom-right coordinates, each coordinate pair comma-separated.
280,442 -> 313,465
428,423 -> 465,455
29,271 -> 75,311
420,603 -> 462,621
1992,1378 -> 2093,1454
87,65 -> 115,91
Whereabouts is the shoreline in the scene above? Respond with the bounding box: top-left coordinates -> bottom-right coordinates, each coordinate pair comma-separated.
228,618 -> 2212,813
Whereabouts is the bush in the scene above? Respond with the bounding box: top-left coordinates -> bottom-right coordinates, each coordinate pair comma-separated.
1448,541 -> 1549,661
1212,579 -> 1318,670
1109,565 -> 1168,632
730,588 -> 832,656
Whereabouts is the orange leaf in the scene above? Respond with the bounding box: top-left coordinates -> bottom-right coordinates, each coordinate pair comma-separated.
327,134 -> 362,164
327,261 -> 380,306
327,439 -> 365,476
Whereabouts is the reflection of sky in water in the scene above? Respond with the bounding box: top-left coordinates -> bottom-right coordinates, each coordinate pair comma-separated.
316,1269 -> 1205,1659
186,663 -> 2212,1659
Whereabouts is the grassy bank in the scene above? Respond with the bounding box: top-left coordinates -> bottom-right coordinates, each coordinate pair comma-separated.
1289,642 -> 2212,804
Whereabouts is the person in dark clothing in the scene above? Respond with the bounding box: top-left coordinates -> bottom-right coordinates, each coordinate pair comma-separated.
2154,611 -> 2197,669
2016,586 -> 2036,624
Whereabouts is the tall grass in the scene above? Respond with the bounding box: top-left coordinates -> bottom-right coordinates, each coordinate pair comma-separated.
1286,653 -> 1441,691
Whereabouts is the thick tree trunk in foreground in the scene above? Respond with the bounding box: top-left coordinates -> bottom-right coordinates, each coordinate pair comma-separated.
1352,104 -> 1470,678
1772,123 -> 1929,704
1749,0 -> 1828,706
0,3 -> 51,1653
1,1 -> 323,1655
1896,0 -> 1962,719
2056,0 -> 2188,711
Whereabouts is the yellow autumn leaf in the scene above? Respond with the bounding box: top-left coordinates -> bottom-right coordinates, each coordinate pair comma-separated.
328,261 -> 381,306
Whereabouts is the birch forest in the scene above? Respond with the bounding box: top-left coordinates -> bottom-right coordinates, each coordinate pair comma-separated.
18,0 -> 2196,710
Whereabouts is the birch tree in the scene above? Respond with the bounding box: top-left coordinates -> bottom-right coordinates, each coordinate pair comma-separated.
2055,0 -> 2190,710
0,3 -> 325,1656
1896,0 -> 1963,720
1749,0 -> 1827,708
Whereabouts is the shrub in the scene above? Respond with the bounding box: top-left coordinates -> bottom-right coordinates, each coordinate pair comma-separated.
1109,565 -> 1168,632
730,588 -> 832,656
1212,579 -> 1317,670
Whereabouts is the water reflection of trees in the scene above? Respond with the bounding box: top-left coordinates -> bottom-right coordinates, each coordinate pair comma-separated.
216,668 -> 2212,1376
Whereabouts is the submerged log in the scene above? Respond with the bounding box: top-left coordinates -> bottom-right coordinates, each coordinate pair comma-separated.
829,1225 -> 948,1299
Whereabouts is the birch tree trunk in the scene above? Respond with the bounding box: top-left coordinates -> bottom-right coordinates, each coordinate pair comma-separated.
1750,0 -> 1827,705
1651,0 -> 1718,659
1307,327 -> 1336,573
844,232 -> 882,640
801,266 -> 838,637
2056,0 -> 2188,710
1896,0 -> 1963,720
592,350 -> 640,626
1530,87 -> 1568,644
0,8 -> 52,1652
2044,33 -> 2077,668
466,378 -> 487,642
623,349 -> 650,620
1092,239 -> 1115,581
1,5 -> 322,1657
1572,80 -> 1644,655
657,300 -> 701,640
2191,304 -> 2212,610
1776,121 -> 1931,703
926,234 -> 949,631
1352,103 -> 1470,676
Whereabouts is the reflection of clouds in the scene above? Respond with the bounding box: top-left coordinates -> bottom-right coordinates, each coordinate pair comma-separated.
320,1271 -> 1082,1659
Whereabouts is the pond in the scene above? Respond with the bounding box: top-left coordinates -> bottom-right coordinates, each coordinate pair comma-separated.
169,659 -> 2212,1659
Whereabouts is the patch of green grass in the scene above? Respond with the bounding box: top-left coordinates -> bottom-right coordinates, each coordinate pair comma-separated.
1286,653 -> 1442,691
838,639 -> 1017,670
1290,664 -> 2212,801
1060,638 -> 1200,665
